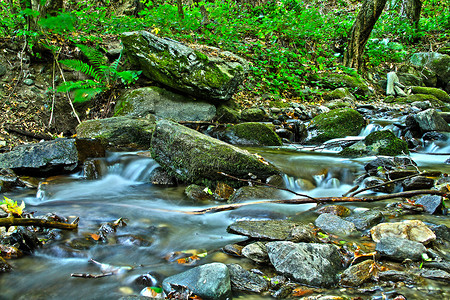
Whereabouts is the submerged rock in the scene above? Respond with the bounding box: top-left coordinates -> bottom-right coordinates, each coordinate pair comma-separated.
266,241 -> 343,287
114,86 -> 216,121
227,263 -> 269,293
0,138 -> 104,176
76,116 -> 156,149
305,108 -> 366,144
150,120 -> 279,185
121,31 -> 249,101
376,236 -> 427,261
228,186 -> 283,203
162,263 -> 231,300
340,130 -> 409,157
370,220 -> 436,244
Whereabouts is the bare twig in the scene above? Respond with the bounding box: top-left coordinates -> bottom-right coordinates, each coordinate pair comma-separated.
71,272 -> 114,278
0,216 -> 78,230
55,59 -> 81,124
218,172 -> 317,201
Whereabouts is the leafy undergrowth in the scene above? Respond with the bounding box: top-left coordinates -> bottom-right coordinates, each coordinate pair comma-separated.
0,0 -> 448,146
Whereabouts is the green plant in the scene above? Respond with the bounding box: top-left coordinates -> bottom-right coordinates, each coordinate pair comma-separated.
57,44 -> 141,103
0,196 -> 25,216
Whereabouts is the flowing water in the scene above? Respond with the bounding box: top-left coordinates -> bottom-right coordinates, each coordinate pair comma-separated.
1,123 -> 450,299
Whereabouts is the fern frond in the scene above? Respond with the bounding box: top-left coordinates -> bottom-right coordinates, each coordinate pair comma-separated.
57,80 -> 103,93
60,59 -> 102,82
72,88 -> 103,103
76,44 -> 107,71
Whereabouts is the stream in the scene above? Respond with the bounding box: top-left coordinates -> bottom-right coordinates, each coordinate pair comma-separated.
1,120 -> 450,299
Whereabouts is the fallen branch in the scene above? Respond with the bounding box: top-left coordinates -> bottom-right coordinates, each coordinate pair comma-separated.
71,272 -> 114,279
0,216 -> 78,230
184,189 -> 445,215
4,125 -> 53,141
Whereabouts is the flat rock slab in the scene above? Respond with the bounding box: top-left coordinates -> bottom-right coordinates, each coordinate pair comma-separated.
376,236 -> 427,261
227,220 -> 306,241
266,241 -> 343,287
370,219 -> 436,244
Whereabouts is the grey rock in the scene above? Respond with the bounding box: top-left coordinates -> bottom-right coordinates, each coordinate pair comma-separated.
241,242 -> 269,263
0,138 -> 104,176
406,108 -> 450,133
150,120 -> 279,185
266,241 -> 343,287
410,52 -> 450,89
378,270 -> 416,283
162,263 -> 231,300
149,167 -> 176,185
227,220 -> 300,240
114,86 -> 216,121
345,209 -> 384,231
362,176 -> 395,193
76,116 -> 156,149
376,236 -> 427,261
315,213 -> 356,235
121,31 -> 249,101
414,195 -> 443,214
420,269 -> 450,282
227,263 -> 269,293
364,157 -> 417,173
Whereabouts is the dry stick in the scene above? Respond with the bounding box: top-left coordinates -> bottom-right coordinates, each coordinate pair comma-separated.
48,51 -> 58,127
347,172 -> 423,197
218,172 -> 317,201
4,124 -> 53,140
184,189 -> 446,215
55,59 -> 81,124
71,272 -> 114,279
0,216 -> 78,230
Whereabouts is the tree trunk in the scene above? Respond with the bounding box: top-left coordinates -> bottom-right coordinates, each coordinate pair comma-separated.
176,0 -> 184,19
344,0 -> 387,70
400,0 -> 422,29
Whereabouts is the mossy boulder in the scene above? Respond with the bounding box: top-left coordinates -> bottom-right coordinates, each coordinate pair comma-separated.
410,86 -> 450,103
150,120 -> 280,186
323,88 -> 356,101
76,116 -> 156,149
208,122 -> 282,146
410,52 -> 450,90
215,104 -> 240,123
305,108 -> 366,144
240,108 -> 270,122
396,94 -> 450,112
310,73 -> 370,96
339,130 -> 409,157
121,31 -> 249,102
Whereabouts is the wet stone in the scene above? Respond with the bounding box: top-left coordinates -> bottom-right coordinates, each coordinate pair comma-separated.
378,270 -> 416,283
370,219 -> 436,244
227,263 -> 269,293
266,241 -> 343,287
227,220 -> 298,240
414,195 -> 443,214
185,184 -> 215,202
339,259 -> 375,287
363,176 -> 395,193
222,244 -> 243,257
402,176 -> 435,190
288,224 -> 318,243
345,209 -> 384,231
241,241 -> 269,263
375,236 -> 427,261
315,213 -> 357,235
0,257 -> 12,273
317,205 -> 351,217
420,268 -> 450,282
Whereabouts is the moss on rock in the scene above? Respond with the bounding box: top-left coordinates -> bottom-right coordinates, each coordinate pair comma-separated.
306,108 -> 365,144
229,122 -> 283,146
310,73 -> 370,96
340,130 -> 409,157
410,86 -> 450,103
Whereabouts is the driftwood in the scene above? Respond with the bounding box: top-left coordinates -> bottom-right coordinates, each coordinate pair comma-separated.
182,190 -> 446,215
0,216 -> 78,230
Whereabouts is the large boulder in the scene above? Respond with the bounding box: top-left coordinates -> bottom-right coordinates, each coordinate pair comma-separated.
0,139 -> 104,176
121,31 -> 249,101
162,263 -> 231,300
150,120 -> 279,185
114,86 -> 216,121
305,108 -> 365,144
410,86 -> 450,103
410,52 -> 450,91
76,116 -> 156,149
339,130 -> 409,157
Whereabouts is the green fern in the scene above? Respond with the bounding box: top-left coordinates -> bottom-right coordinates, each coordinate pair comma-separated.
57,44 -> 141,103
